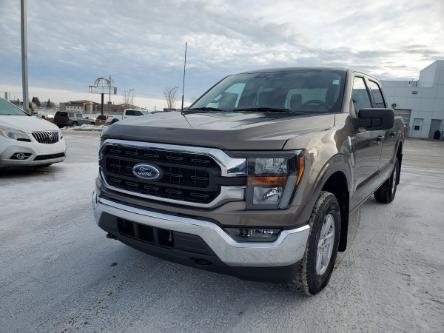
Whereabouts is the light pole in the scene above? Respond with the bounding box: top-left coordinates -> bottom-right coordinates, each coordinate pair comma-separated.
21,0 -> 29,113
89,77 -> 117,116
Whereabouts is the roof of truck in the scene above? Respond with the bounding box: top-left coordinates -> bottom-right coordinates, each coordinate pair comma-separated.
237,67 -> 380,82
239,67 -> 348,74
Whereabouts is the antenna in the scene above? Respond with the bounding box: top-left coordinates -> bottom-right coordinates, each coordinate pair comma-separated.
181,42 -> 188,111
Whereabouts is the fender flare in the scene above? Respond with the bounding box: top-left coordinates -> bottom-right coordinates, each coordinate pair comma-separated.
299,153 -> 352,251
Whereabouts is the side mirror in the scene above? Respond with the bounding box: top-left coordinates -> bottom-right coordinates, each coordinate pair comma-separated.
355,108 -> 394,130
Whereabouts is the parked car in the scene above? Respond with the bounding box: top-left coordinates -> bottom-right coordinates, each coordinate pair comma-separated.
0,98 -> 66,167
105,109 -> 147,125
92,67 -> 404,295
95,114 -> 109,125
53,111 -> 94,127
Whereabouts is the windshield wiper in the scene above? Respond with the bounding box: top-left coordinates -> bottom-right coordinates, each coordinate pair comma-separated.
233,107 -> 291,113
186,107 -> 224,112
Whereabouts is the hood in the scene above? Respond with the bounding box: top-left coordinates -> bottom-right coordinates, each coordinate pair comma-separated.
0,115 -> 59,133
103,111 -> 334,150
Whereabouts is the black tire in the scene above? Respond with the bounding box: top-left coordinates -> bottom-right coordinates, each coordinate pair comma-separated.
111,119 -> 119,124
289,191 -> 341,295
72,121 -> 79,126
374,159 -> 399,204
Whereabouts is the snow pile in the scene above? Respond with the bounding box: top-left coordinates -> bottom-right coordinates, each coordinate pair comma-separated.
65,124 -> 104,132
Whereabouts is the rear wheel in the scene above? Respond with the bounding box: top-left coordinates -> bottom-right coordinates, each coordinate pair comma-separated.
289,191 -> 341,295
374,159 -> 399,204
72,121 -> 79,126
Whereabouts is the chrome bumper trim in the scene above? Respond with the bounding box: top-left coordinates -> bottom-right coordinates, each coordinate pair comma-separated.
92,193 -> 310,267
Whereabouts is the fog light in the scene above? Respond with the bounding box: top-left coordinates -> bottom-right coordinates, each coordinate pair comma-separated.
11,152 -> 31,160
225,227 -> 281,242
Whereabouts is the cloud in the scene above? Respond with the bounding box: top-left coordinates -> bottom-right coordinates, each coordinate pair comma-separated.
0,0 -> 443,103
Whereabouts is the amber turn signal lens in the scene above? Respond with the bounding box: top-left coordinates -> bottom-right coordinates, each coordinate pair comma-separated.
296,155 -> 304,184
248,176 -> 288,186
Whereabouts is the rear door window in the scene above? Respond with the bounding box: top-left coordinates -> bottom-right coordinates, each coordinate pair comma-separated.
351,77 -> 372,110
367,80 -> 386,108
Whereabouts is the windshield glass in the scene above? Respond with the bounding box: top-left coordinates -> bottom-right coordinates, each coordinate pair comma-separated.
190,69 -> 346,114
0,98 -> 27,116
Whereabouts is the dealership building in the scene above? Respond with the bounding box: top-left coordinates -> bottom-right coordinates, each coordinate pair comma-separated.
381,60 -> 444,139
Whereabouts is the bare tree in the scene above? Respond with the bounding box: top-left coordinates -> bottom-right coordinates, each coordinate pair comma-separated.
163,87 -> 178,110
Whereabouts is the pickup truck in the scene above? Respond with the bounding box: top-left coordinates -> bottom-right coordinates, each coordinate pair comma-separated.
92,68 -> 404,295
105,109 -> 146,125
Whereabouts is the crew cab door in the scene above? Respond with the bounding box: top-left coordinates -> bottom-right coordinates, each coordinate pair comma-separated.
350,76 -> 383,206
367,79 -> 396,172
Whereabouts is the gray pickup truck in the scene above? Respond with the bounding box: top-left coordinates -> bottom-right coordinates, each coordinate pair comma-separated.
92,68 -> 404,295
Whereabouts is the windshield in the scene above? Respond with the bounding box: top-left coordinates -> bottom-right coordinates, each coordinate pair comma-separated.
0,98 -> 27,116
190,69 -> 346,114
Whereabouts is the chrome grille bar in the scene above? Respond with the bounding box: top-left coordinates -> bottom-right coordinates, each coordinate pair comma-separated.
32,131 -> 59,144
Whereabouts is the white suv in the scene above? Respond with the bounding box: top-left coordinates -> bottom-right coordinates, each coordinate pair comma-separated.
0,98 -> 66,167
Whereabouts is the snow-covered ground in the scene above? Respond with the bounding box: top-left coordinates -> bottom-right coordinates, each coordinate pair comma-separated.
1,134 -> 443,332
63,124 -> 104,131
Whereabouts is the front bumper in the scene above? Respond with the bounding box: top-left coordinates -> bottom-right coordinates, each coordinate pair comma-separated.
0,137 -> 66,167
92,192 -> 310,268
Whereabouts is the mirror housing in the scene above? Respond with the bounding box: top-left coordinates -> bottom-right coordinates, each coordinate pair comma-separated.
355,108 -> 394,130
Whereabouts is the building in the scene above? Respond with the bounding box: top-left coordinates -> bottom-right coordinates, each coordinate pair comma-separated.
381,60 -> 444,139
59,100 -> 98,113
100,103 -> 140,114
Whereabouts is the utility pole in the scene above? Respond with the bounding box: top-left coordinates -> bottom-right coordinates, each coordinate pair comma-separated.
21,0 -> 29,113
181,42 -> 188,111
101,92 -> 104,116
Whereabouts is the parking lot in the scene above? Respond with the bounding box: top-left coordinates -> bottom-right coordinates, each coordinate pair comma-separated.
1,132 -> 443,333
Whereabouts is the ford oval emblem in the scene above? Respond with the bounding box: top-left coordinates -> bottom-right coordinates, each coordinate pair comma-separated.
132,163 -> 162,180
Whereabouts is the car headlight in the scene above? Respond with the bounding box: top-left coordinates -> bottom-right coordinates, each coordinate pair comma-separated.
246,152 -> 304,210
0,126 -> 31,142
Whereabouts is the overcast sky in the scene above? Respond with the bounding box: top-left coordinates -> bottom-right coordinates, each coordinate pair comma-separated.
1,0 -> 443,107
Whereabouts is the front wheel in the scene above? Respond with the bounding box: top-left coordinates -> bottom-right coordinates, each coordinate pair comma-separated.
289,191 -> 341,295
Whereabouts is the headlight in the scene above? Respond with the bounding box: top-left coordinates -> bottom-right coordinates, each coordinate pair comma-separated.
0,126 -> 31,142
246,152 -> 304,209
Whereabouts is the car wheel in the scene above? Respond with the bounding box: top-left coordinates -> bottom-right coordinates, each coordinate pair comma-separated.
374,159 -> 399,204
72,121 -> 78,126
288,191 -> 341,295
111,119 -> 119,124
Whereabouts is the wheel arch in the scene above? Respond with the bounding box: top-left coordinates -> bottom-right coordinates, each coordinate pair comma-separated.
308,155 -> 352,252
321,171 -> 350,251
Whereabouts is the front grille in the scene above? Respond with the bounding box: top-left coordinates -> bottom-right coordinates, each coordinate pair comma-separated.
100,144 -> 222,204
32,131 -> 59,144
